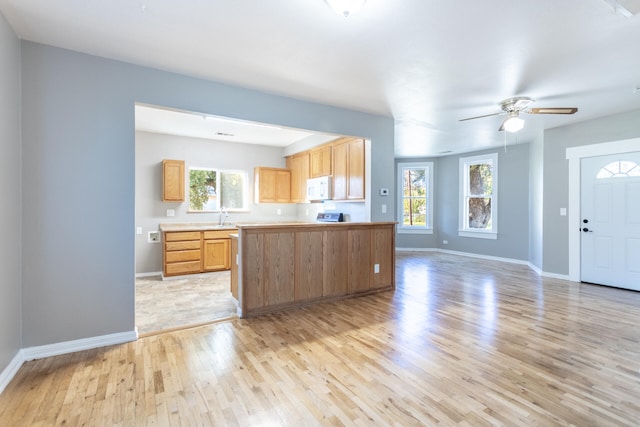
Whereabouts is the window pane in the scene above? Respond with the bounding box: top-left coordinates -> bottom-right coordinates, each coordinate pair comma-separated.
469,163 -> 492,196
220,172 -> 245,209
189,169 -> 217,211
403,168 -> 426,197
468,197 -> 491,229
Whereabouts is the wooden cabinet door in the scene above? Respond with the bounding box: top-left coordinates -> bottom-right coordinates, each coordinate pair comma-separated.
323,230 -> 348,297
294,231 -> 324,301
348,228 -> 371,294
310,145 -> 332,177
255,167 -> 276,203
275,169 -> 291,202
264,232 -> 295,306
332,141 -> 348,200
347,139 -> 365,200
244,233 -> 265,310
288,153 -> 310,203
203,239 -> 230,271
255,167 -> 291,203
162,159 -> 184,202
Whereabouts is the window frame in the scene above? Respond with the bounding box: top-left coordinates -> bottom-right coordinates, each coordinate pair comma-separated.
188,167 -> 249,213
458,153 -> 498,239
397,161 -> 434,234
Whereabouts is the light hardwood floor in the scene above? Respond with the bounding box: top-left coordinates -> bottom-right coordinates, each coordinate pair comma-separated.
2,252 -> 640,425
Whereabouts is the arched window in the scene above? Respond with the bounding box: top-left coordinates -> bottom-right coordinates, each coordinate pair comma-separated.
596,160 -> 640,178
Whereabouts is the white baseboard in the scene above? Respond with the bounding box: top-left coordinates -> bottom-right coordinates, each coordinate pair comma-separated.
0,351 -> 25,395
135,271 -> 162,278
21,329 -> 138,362
1,329 -> 138,396
396,247 -> 577,281
397,247 -> 529,265
540,271 -> 571,281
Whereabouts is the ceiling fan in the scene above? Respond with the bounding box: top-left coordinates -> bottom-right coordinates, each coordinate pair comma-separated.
459,97 -> 578,132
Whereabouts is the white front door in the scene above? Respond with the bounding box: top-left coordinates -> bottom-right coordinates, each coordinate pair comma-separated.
580,152 -> 640,290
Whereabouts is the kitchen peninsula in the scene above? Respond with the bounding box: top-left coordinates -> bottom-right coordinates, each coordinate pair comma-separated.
233,221 -> 396,318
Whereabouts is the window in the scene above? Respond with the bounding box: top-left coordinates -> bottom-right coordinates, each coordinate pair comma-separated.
596,160 -> 640,178
397,162 -> 433,234
189,167 -> 248,212
459,153 -> 498,239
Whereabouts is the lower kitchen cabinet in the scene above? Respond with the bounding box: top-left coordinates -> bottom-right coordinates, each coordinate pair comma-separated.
163,231 -> 201,276
239,222 -> 395,317
162,228 -> 236,277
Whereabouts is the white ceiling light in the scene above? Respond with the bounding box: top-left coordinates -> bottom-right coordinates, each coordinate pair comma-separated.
326,0 -> 367,17
503,112 -> 525,133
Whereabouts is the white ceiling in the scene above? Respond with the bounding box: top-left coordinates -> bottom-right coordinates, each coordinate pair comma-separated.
2,0 -> 640,157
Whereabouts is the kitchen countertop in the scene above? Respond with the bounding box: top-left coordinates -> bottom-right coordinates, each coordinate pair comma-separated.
160,221 -> 396,232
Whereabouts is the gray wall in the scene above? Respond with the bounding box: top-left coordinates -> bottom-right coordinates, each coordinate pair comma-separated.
396,144 -> 530,261
136,131 -> 302,275
529,132 -> 544,270
21,41 -> 394,347
542,109 -> 640,274
0,12 -> 22,375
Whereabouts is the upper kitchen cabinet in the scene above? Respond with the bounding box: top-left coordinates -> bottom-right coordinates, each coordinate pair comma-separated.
332,138 -> 365,201
162,159 -> 185,202
254,167 -> 291,203
287,152 -> 310,203
310,145 -> 332,178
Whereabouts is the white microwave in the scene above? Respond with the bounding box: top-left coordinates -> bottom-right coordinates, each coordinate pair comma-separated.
306,176 -> 332,201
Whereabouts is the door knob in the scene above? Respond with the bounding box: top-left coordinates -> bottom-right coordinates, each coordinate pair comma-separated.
582,227 -> 593,232
583,219 -> 589,223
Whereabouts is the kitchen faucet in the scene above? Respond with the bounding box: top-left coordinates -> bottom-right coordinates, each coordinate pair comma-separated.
219,206 -> 229,225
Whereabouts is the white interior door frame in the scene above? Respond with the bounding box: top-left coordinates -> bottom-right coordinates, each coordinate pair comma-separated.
566,137 -> 640,281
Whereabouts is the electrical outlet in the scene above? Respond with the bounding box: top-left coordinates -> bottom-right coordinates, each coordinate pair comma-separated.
374,263 -> 380,274
443,240 -> 448,245
166,209 -> 175,217
277,208 -> 282,215
560,208 -> 567,216
381,204 -> 387,214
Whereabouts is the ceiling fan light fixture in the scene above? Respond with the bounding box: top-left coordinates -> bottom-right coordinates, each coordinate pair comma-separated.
325,0 -> 367,17
503,113 -> 525,133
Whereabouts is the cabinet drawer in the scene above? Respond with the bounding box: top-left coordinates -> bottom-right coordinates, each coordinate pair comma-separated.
166,249 -> 201,263
165,231 -> 201,242
166,240 -> 201,251
203,229 -> 236,240
166,260 -> 201,275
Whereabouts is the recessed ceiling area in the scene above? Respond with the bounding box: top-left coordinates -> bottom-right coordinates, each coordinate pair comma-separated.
134,104 -> 339,149
3,0 -> 640,157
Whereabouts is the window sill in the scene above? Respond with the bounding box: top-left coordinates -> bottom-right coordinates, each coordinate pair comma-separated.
458,230 -> 497,239
398,227 -> 433,235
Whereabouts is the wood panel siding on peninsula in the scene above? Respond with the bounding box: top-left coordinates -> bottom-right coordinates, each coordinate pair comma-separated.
237,222 -> 395,317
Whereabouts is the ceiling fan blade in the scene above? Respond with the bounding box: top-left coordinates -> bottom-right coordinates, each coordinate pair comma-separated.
459,111 -> 503,122
527,107 -> 578,115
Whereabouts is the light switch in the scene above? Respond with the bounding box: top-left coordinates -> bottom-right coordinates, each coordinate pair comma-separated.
381,204 -> 387,214
560,208 -> 567,216
136,227 -> 142,235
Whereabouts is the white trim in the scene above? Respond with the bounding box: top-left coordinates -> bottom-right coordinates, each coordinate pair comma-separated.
395,247 -> 575,281
397,228 -> 433,235
21,329 -> 138,362
397,161 -> 434,231
458,230 -> 497,239
135,271 -> 162,278
0,351 -> 25,395
459,153 -> 498,237
1,329 -> 138,396
566,137 -> 640,282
